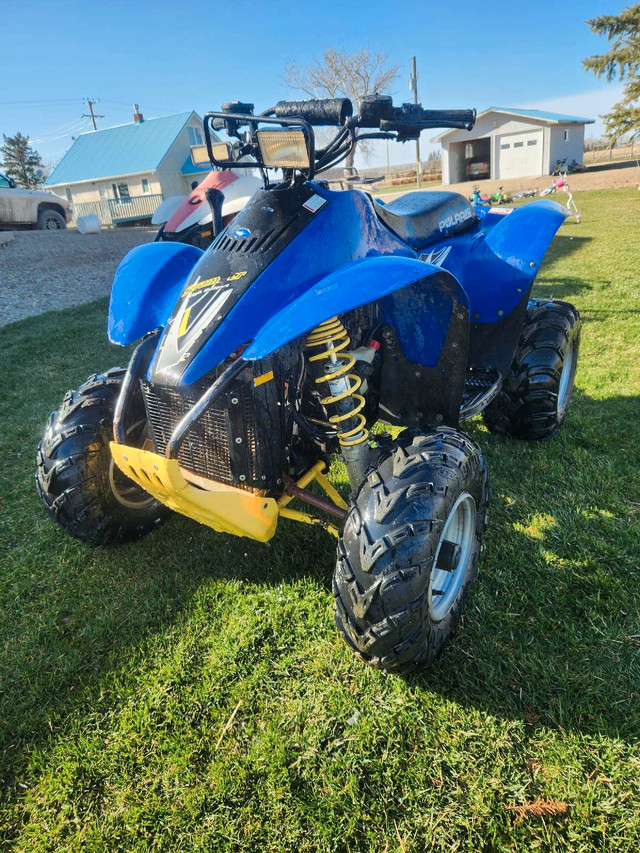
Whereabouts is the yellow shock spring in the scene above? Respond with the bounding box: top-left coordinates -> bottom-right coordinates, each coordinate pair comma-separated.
305,317 -> 369,448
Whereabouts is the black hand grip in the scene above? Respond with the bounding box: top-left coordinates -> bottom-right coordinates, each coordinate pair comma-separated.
420,108 -> 476,130
275,98 -> 353,126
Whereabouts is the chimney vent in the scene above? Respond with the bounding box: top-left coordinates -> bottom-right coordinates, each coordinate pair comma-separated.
133,104 -> 144,123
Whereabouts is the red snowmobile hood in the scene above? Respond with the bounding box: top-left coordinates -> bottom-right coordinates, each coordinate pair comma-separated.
165,170 -> 239,233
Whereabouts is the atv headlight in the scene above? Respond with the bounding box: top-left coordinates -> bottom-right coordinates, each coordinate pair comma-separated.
190,144 -> 211,166
256,128 -> 310,169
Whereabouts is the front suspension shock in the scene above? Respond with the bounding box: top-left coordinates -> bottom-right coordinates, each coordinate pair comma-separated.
305,317 -> 371,491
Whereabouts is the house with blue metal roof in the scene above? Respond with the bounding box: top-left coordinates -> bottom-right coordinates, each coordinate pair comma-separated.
432,107 -> 595,185
46,106 -> 216,224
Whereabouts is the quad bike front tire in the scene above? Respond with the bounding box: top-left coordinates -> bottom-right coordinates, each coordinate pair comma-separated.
36,368 -> 170,546
483,298 -> 581,440
334,427 -> 489,673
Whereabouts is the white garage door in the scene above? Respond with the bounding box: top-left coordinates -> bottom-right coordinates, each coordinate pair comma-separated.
497,131 -> 543,179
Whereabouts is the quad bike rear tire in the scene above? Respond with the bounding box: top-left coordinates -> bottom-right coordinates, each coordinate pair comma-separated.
483,298 -> 581,440
333,427 -> 489,673
36,368 -> 170,546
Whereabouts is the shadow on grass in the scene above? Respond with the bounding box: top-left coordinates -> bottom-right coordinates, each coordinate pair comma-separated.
542,234 -> 593,266
1,388 -> 638,795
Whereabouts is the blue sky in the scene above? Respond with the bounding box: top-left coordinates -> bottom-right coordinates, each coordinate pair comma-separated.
0,0 -> 626,169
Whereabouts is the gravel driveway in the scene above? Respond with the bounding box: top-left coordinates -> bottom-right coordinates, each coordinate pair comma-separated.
0,227 -> 155,327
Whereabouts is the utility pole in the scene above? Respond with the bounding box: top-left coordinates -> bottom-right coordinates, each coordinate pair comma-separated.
410,56 -> 421,188
83,98 -> 104,131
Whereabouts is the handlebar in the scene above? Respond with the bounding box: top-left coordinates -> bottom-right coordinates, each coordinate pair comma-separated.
275,98 -> 353,126
356,98 -> 475,135
203,95 -> 476,180
272,96 -> 474,134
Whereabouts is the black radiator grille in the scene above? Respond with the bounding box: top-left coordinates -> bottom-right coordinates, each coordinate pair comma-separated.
141,380 -> 249,485
210,213 -> 299,255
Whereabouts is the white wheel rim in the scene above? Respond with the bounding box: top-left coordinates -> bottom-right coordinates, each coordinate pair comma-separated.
428,492 -> 476,621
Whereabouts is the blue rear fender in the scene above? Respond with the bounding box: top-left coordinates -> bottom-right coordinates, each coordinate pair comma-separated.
108,242 -> 203,345
421,199 -> 567,376
426,199 -> 567,324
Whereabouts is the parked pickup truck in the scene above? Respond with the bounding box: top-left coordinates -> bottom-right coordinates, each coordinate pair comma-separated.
0,172 -> 71,229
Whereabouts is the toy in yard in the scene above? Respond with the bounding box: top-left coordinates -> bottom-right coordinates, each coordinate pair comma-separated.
470,185 -> 512,205
470,184 -> 491,204
37,96 -> 581,673
556,176 -> 580,223
513,188 -> 538,200
489,185 -> 512,205
567,159 -> 586,173
551,157 -> 585,176
540,177 -> 560,196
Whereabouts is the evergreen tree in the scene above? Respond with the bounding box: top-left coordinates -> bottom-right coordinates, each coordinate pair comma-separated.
0,133 -> 46,187
584,4 -> 640,139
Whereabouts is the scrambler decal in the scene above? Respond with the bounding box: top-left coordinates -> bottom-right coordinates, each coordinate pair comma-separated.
155,282 -> 235,376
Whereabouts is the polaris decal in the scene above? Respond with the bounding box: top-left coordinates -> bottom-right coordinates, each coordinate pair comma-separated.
419,245 -> 452,268
233,227 -> 251,238
438,207 -> 473,232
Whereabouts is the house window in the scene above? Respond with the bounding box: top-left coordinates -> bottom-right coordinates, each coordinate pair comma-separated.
65,188 -> 73,202
527,139 -> 537,146
188,126 -> 203,146
99,185 -> 109,200
513,141 -> 524,148
564,130 -> 570,141
112,182 -> 131,203
500,143 -> 510,150
141,178 -> 150,194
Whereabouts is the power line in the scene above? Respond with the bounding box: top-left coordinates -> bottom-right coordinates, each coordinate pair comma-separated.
30,117 -> 92,144
31,121 -> 92,145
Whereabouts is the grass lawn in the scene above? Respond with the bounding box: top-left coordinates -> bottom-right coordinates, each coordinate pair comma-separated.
1,188 -> 639,851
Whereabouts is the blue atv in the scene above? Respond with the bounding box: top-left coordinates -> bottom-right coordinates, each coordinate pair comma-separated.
37,96 -> 581,673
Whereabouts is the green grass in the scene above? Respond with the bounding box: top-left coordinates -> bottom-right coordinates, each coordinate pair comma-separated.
1,188 -> 639,851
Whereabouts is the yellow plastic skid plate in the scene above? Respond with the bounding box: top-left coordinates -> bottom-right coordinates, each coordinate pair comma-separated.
110,443 -> 278,542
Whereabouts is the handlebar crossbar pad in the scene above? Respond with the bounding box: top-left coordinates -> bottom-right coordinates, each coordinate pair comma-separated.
275,98 -> 353,126
358,95 -> 394,127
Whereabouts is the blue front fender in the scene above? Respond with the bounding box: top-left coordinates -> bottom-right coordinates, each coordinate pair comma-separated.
243,255 -> 469,368
108,242 -> 203,345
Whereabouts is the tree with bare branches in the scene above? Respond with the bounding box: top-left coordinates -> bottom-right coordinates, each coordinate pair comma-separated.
283,47 -> 399,166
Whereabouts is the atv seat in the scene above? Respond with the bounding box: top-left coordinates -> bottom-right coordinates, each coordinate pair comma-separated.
375,191 -> 478,251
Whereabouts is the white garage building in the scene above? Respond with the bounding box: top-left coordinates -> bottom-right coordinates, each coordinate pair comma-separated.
434,108 -> 595,185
